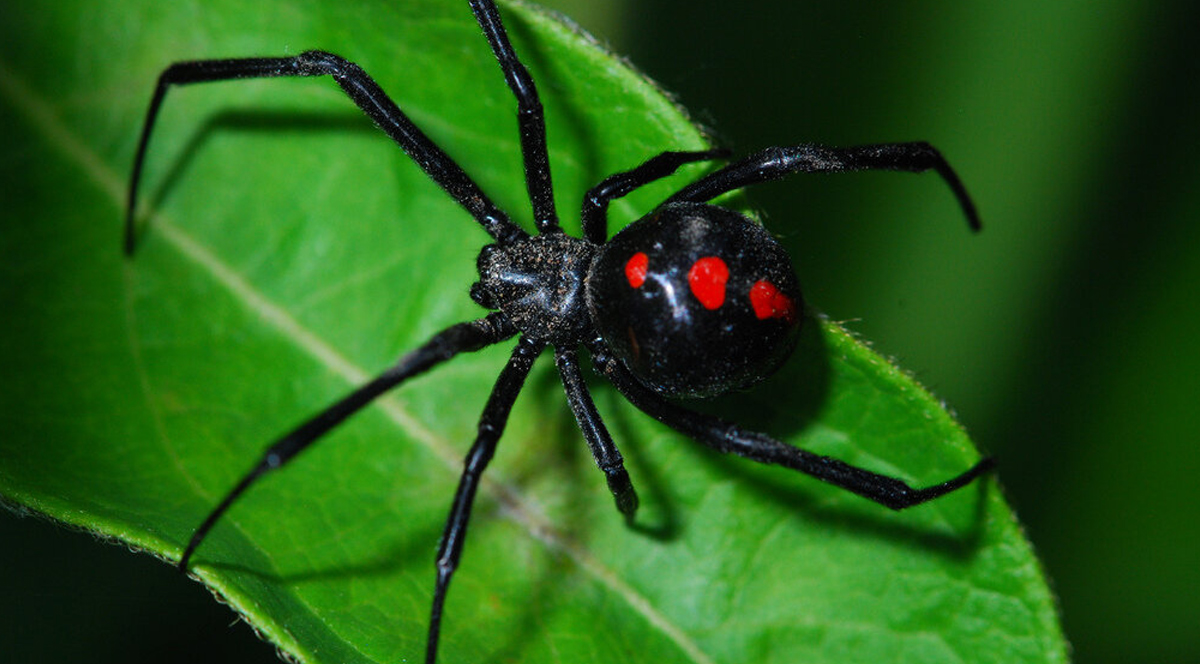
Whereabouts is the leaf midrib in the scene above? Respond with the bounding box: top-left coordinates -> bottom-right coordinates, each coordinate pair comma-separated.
0,56 -> 716,664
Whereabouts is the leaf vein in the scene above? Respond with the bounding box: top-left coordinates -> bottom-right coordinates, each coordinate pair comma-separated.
0,58 -> 714,664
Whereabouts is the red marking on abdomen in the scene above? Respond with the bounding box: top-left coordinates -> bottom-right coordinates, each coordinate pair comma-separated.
688,256 -> 729,310
749,280 -> 796,321
625,252 -> 648,288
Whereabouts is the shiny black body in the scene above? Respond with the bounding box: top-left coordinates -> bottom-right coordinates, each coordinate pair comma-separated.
590,202 -> 803,398
124,2 -> 994,663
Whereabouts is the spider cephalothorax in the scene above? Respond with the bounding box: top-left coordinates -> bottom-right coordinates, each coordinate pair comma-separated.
125,1 -> 994,662
473,232 -> 596,344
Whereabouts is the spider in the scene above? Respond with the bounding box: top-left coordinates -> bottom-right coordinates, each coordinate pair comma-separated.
125,1 -> 995,662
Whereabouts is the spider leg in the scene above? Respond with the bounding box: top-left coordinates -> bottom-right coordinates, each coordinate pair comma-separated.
555,347 -> 638,519
591,343 -> 995,511
582,149 -> 730,244
177,313 -> 516,571
125,50 -> 526,255
426,336 -> 544,664
469,0 -> 558,234
666,142 -> 980,232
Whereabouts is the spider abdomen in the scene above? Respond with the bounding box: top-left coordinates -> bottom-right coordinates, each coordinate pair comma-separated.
587,202 -> 803,398
475,233 -> 597,344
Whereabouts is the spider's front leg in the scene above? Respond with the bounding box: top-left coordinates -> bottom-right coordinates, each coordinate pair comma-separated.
125,50 -> 525,254
468,0 -> 557,232
590,342 -> 995,511
176,313 -> 517,571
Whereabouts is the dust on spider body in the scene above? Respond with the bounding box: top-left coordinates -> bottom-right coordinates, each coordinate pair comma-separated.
472,200 -> 804,399
125,1 -> 993,662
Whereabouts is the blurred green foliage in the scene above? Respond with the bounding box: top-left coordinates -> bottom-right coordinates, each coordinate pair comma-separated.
545,1 -> 1197,663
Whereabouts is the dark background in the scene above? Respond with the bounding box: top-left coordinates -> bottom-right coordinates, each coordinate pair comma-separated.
3,0 -> 1197,662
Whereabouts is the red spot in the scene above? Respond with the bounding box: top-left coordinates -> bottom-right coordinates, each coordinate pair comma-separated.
749,280 -> 796,321
625,252 -> 648,288
688,256 -> 729,310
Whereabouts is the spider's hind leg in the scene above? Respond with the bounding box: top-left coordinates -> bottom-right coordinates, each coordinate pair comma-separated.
581,149 -> 729,244
592,344 -> 995,511
666,142 -> 981,232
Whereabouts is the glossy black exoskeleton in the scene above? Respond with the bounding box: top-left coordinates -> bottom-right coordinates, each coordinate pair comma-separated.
124,1 -> 994,662
590,202 -> 803,398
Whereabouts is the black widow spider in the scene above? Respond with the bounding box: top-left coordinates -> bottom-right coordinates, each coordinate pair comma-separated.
125,1 -> 995,662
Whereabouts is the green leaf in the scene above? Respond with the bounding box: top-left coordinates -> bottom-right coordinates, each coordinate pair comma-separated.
0,1 -> 1066,663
